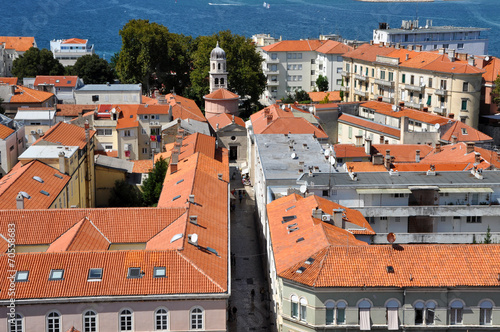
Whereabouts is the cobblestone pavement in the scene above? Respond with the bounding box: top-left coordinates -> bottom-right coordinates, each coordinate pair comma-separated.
228,166 -> 275,332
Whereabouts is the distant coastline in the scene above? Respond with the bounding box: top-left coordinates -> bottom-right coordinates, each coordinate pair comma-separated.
355,0 -> 459,2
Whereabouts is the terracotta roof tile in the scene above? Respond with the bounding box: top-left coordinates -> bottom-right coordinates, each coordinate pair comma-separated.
308,91 -> 341,103
315,40 -> 353,55
56,104 -> 95,117
163,94 -> 206,122
132,159 -> 153,173
0,123 -> 15,139
361,100 -> 449,125
334,144 -> 369,159
342,43 -> 395,62
0,77 -> 18,85
338,113 -> 400,138
0,36 -> 36,52
372,144 -> 434,162
47,217 -> 111,252
422,142 -> 500,170
34,76 -> 80,88
36,121 -> 95,149
262,40 -> 327,52
10,85 -> 54,104
204,88 -> 239,100
208,113 -> 245,130
142,95 -> 158,105
481,56 -> 500,82
441,121 -> 492,143
61,38 -> 86,44
95,150 -> 118,158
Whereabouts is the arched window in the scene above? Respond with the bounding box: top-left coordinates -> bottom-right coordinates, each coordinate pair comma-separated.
337,301 -> 347,325
479,300 -> 493,325
386,300 -> 399,330
325,301 -> 335,325
291,295 -> 299,318
358,300 -> 371,330
47,311 -> 61,332
299,298 -> 307,322
414,301 -> 435,325
190,307 -> 204,330
9,313 -> 23,332
450,300 -> 463,325
414,301 -> 425,325
218,63 -> 221,70
212,63 -> 215,70
83,310 -> 97,332
119,309 -> 133,331
155,308 -> 168,330
215,78 -> 219,85
425,302 -> 436,325
220,78 -> 224,85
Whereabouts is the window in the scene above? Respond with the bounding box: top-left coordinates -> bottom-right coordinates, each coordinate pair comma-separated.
271,53 -> 277,60
88,268 -> 103,281
97,129 -> 112,136
415,302 -> 424,325
461,99 -> 468,110
458,43 -> 464,49
410,75 -> 415,85
92,95 -> 99,102
47,312 -> 61,332
154,266 -> 166,278
10,146 -> 14,151
120,309 -> 133,331
479,300 -> 493,325
450,300 -> 463,325
348,127 -> 352,139
190,307 -> 204,330
300,298 -> 307,322
426,302 -> 436,325
354,65 -> 357,73
83,310 -> 97,332
358,300 -> 371,330
462,82 -> 469,92
466,216 -> 481,223
311,59 -> 315,64
311,70 -> 315,75
142,148 -> 148,154
49,269 -> 64,280
428,77 -> 433,88
337,67 -> 342,73
337,301 -> 346,325
386,300 -> 399,330
155,308 -> 168,330
291,295 -> 299,318
127,267 -> 142,278
322,190 -> 329,197
9,313 -> 23,332
346,63 -> 350,72
380,71 -> 386,80
325,301 -> 335,325
15,271 -> 29,282
388,72 -> 394,82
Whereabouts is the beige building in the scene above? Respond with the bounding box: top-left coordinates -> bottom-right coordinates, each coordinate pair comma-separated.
342,43 -> 484,128
0,36 -> 36,76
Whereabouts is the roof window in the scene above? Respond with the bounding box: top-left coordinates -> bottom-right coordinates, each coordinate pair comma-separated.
305,258 -> 315,265
127,267 -> 142,278
15,271 -> 29,282
154,266 -> 166,278
207,247 -> 220,257
49,269 -> 64,280
172,195 -> 181,201
170,233 -> 183,243
282,215 -> 297,224
296,237 -> 305,243
54,174 -> 63,179
176,179 -> 184,184
32,176 -> 44,183
88,268 -> 103,281
296,267 -> 306,274
285,205 -> 296,211
40,190 -> 50,196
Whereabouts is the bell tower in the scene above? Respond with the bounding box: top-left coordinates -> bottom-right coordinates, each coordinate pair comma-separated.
209,42 -> 228,93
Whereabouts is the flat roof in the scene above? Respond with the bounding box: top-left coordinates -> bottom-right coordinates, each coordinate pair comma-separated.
14,110 -> 56,120
376,26 -> 488,35
95,155 -> 134,173
255,134 -> 330,181
75,84 -> 141,92
19,145 -> 78,159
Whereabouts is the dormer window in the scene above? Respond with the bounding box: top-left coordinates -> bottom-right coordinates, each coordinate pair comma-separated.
49,269 -> 64,280
127,267 -> 142,278
15,271 -> 29,282
154,267 -> 166,278
88,268 -> 103,281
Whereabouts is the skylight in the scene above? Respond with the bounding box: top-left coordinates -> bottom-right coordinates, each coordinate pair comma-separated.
296,237 -> 305,243
40,190 -> 50,196
15,271 -> 29,282
172,195 -> 181,201
296,267 -> 306,274
88,268 -> 103,281
170,233 -> 183,243
305,258 -> 315,265
207,247 -> 219,256
49,269 -> 64,280
127,267 -> 142,278
282,215 -> 297,224
32,176 -> 44,183
285,205 -> 296,211
54,174 -> 63,179
176,179 -> 184,184
154,266 -> 166,278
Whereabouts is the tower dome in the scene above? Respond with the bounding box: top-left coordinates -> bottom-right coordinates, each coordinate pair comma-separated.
210,42 -> 226,60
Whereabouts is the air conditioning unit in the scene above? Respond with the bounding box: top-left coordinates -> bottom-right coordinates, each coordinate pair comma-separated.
321,214 -> 331,222
155,121 -> 160,125
150,122 -> 155,126
124,144 -> 129,151
30,130 -> 36,135
37,128 -> 43,134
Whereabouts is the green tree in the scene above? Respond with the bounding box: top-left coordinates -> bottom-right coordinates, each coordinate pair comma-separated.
493,75 -> 500,107
484,225 -> 493,244
189,30 -> 266,107
295,89 -> 310,103
67,54 -> 115,84
108,180 -> 143,207
340,78 -> 345,101
115,19 -> 192,93
11,47 -> 65,79
320,93 -> 330,104
141,157 -> 168,206
316,75 -> 329,92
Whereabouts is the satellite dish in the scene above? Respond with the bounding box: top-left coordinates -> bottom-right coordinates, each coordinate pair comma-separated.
485,56 -> 490,61
324,149 -> 330,157
291,153 -> 297,159
387,232 -> 396,243
391,105 -> 397,112
300,185 -> 307,194
329,156 -> 336,165
434,123 -> 440,130
191,233 -> 198,245
308,106 -> 314,113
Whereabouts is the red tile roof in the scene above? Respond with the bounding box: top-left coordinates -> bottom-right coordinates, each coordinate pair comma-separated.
61,38 -> 87,44
142,95 -> 158,105
481,56 -> 500,83
204,88 -> 239,100
342,43 -> 395,62
0,123 -> 15,139
0,36 -> 36,52
208,113 -> 245,130
0,161 -> 70,209
0,77 -> 18,85
361,100 -> 449,125
421,142 -> 500,170
308,91 -> 341,103
132,159 -> 154,173
10,85 -> 54,104
161,133 -> 216,163
344,161 -> 471,173
36,121 -> 96,149
333,144 -> 370,159
315,40 -> 353,55
441,121 -> 493,143
95,150 -> 118,158
262,40 -> 327,52
164,94 -> 206,122
56,104 -> 95,117
372,144 -> 434,163
338,113 -> 400,138
46,217 -> 110,252
34,76 -> 80,88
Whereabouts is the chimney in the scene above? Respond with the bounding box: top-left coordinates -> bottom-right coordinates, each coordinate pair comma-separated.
384,155 -> 391,170
386,149 -> 391,158
408,45 -> 414,51
370,40 -> 374,45
58,151 -> 66,174
457,53 -> 468,61
377,96 -> 383,102
415,150 -> 420,162
438,48 -> 445,55
332,209 -> 345,229
170,149 -> 179,173
16,193 -> 24,210
448,49 -> 456,62
267,114 -> 273,124
355,135 -> 363,147
84,120 -> 90,143
405,53 -> 409,61
475,57 -> 485,69
10,85 -> 16,95
448,113 -> 455,119
422,107 -> 428,112
415,45 -> 422,52
435,143 -> 441,153
467,142 -> 475,154
365,138 -> 372,156
451,135 -> 457,144
385,139 -> 389,144
468,55 -> 475,66
312,208 -> 323,219
379,135 -> 385,144
372,153 -> 384,165
396,43 -> 401,49
189,194 -> 195,203
475,152 -> 481,164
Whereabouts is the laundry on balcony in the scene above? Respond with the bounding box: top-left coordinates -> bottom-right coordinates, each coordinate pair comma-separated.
150,135 -> 157,142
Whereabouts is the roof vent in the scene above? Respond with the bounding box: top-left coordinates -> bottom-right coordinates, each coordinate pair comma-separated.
296,237 -> 305,243
218,173 -> 223,180
189,215 -> 198,225
305,257 -> 315,265
188,194 -> 195,203
387,266 -> 395,273
33,176 -> 44,183
19,191 -> 31,200
40,190 -> 50,196
296,267 -> 306,274
188,233 -> 199,246
170,233 -> 183,243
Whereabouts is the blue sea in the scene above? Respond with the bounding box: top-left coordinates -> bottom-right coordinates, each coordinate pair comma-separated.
2,0 -> 499,60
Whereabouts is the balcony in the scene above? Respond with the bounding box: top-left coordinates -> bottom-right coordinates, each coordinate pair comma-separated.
433,107 -> 447,115
340,86 -> 349,92
404,84 -> 425,93
354,89 -> 368,98
435,89 -> 448,96
374,79 -> 394,87
267,80 -> 279,86
341,70 -> 350,77
405,101 -> 423,109
354,74 -> 368,82
374,95 -> 394,104
265,68 -> 279,75
267,58 -> 279,64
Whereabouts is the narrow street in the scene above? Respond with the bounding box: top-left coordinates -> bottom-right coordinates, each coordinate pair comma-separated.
228,165 -> 275,332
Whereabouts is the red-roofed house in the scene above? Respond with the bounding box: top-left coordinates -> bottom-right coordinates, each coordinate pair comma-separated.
31,75 -> 84,103
342,43 -> 484,128
50,38 -> 94,66
478,56 -> 500,115
208,113 -> 247,163
0,36 -> 36,76
0,84 -> 56,116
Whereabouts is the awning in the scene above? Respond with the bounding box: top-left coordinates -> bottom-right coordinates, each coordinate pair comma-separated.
439,187 -> 493,193
356,188 -> 412,195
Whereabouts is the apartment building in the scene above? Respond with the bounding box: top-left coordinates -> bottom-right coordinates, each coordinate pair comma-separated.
27,75 -> 85,103
260,40 -> 351,102
74,84 -> 142,105
0,36 -> 36,76
50,38 -> 95,66
0,114 -> 25,176
342,43 -> 484,128
373,20 -> 489,55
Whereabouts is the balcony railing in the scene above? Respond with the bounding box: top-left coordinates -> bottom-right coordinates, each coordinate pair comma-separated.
405,101 -> 423,109
354,89 -> 368,98
375,79 -> 394,87
267,58 -> 279,64
404,84 -> 425,93
267,80 -> 279,86
435,89 -> 448,96
341,70 -> 350,77
265,69 -> 279,75
340,86 -> 349,92
354,74 -> 368,82
374,95 -> 394,104
433,107 -> 447,115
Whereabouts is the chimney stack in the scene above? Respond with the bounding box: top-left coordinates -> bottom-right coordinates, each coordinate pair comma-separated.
467,142 -> 475,154
312,208 -> 323,219
170,148 -> 179,173
451,135 -> 457,144
435,142 -> 441,153
16,193 -> 24,210
84,120 -> 90,143
10,85 -> 16,96
267,114 -> 273,125
415,150 -> 420,162
168,105 -> 173,122
379,135 -> 385,144
384,155 -> 392,170
332,209 -> 345,229
58,151 -> 66,174
365,138 -> 372,156
405,53 -> 409,61
468,55 -> 475,66
448,49 -> 456,62
438,48 -> 445,55
475,152 -> 481,164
